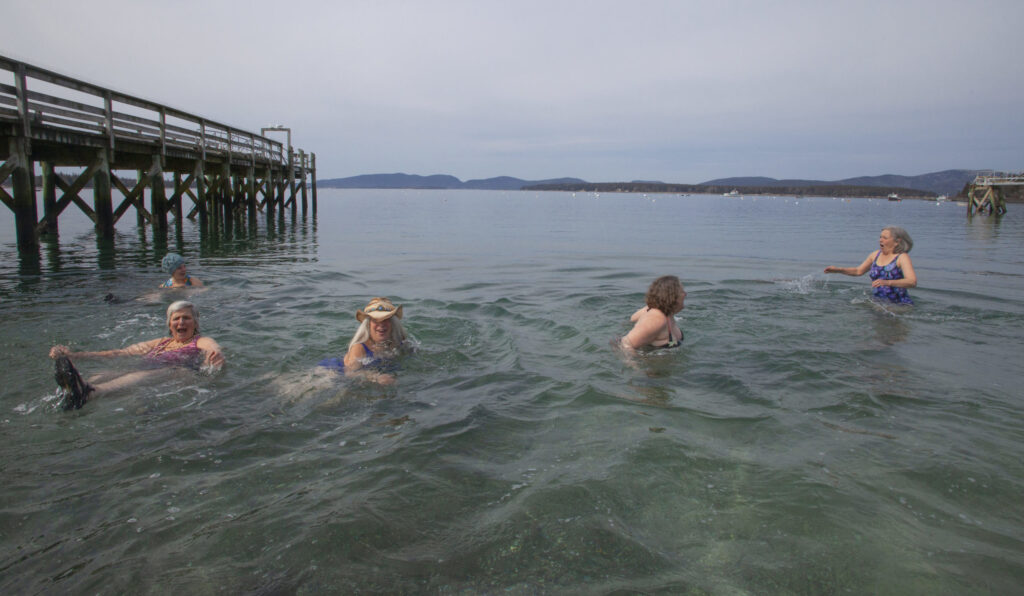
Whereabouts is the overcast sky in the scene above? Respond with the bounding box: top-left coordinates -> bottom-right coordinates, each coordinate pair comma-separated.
3,0 -> 1022,182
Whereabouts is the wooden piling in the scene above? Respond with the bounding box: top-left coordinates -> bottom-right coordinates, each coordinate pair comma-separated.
151,155 -> 167,230
311,152 -> 317,215
40,161 -> 58,236
9,137 -> 38,250
93,149 -> 114,237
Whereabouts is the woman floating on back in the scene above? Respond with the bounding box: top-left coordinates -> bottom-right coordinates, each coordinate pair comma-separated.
825,226 -> 917,304
621,275 -> 687,351
48,300 -> 224,410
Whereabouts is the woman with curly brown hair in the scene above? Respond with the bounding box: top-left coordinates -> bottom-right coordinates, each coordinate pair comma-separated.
621,275 -> 686,351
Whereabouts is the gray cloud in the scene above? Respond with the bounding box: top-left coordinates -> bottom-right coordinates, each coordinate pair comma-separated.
3,0 -> 1021,181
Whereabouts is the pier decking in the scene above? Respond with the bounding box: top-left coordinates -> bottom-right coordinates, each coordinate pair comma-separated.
0,55 -> 316,252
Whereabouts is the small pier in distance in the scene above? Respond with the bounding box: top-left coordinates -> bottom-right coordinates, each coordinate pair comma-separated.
966,172 -> 1023,216
0,55 -> 316,253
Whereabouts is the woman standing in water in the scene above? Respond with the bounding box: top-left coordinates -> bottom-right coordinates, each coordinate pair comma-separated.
825,226 -> 917,304
48,301 -> 224,410
621,275 -> 686,351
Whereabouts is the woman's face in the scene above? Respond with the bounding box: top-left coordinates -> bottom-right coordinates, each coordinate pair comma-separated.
673,285 -> 687,313
169,309 -> 197,340
879,230 -> 896,252
172,264 -> 188,280
369,318 -> 392,344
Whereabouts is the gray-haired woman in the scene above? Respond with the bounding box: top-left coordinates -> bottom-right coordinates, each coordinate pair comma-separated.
825,226 -> 917,304
48,301 -> 225,410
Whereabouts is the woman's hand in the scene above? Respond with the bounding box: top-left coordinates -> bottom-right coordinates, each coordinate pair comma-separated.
205,348 -> 225,368
49,345 -> 70,359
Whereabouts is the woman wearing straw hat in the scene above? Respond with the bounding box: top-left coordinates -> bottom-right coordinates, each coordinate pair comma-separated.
327,297 -> 409,385
160,252 -> 204,288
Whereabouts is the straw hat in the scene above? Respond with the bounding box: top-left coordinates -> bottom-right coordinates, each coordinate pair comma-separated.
356,297 -> 403,322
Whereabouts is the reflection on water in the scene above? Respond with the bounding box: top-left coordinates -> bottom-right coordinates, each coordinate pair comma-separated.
1,190 -> 1024,593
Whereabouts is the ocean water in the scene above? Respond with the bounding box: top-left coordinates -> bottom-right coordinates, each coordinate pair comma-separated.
1,189 -> 1023,594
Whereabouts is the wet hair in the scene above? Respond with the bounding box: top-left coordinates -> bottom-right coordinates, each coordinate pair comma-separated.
166,300 -> 198,335
347,316 -> 408,350
883,226 -> 914,253
645,275 -> 684,314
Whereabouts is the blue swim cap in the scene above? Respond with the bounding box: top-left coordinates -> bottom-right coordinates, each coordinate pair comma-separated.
161,253 -> 186,275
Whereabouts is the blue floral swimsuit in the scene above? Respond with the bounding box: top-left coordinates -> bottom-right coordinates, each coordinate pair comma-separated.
869,251 -> 913,304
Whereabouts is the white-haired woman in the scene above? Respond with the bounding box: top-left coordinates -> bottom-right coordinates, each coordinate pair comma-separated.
825,226 -> 917,304
319,297 -> 409,385
48,301 -> 225,409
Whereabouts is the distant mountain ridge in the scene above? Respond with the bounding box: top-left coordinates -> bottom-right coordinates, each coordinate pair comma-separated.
318,173 -> 585,191
317,169 -> 988,195
701,169 -> 984,196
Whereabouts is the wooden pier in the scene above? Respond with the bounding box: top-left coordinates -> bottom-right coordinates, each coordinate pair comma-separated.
0,55 -> 316,252
966,172 -> 1023,216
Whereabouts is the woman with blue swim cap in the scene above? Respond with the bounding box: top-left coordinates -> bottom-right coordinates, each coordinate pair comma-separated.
160,252 -> 204,288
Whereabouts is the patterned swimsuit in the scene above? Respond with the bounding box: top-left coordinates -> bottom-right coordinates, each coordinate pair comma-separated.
162,275 -> 193,287
869,251 -> 913,304
144,335 -> 203,369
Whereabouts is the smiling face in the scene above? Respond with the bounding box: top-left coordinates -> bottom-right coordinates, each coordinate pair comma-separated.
172,263 -> 188,281
369,317 -> 392,344
168,308 -> 197,341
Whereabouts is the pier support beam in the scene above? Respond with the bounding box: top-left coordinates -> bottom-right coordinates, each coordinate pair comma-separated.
93,149 -> 114,237
150,155 -> 167,230
299,149 -> 308,214
265,167 -> 276,221
40,161 -> 58,237
194,161 -> 207,228
8,138 -> 38,251
311,153 -> 317,215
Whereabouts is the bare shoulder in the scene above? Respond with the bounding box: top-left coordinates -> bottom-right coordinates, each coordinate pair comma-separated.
197,336 -> 221,350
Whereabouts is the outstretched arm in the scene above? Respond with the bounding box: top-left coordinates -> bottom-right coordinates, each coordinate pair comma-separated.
49,339 -> 161,360
825,252 -> 876,276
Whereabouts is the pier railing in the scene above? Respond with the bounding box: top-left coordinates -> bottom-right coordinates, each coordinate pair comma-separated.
0,55 -> 286,167
971,172 -> 1024,187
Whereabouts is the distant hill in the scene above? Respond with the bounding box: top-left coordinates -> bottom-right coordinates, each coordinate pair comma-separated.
319,173 -> 586,190
319,173 -> 463,189
316,169 -> 990,195
702,169 -> 984,196
524,181 -> 936,199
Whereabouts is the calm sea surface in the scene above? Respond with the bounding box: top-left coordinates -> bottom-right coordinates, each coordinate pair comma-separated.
1,189 -> 1023,594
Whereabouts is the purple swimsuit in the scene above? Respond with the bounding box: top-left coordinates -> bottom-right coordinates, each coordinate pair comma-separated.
869,252 -> 913,304
145,335 -> 203,369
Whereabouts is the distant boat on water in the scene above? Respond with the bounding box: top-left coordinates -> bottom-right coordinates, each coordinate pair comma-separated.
887,193 -> 901,201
